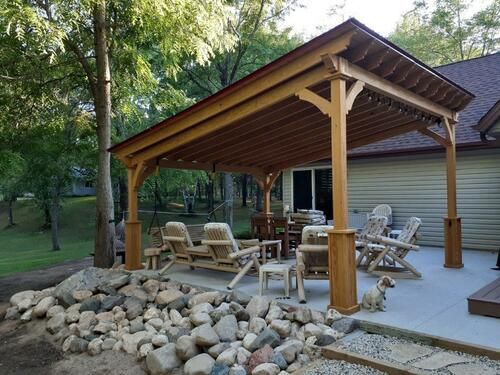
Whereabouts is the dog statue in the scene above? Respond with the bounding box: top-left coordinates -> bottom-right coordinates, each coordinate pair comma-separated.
362,275 -> 396,312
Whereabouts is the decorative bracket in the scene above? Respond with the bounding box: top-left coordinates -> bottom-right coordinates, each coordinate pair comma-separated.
295,89 -> 331,117
345,80 -> 365,114
442,117 -> 455,144
418,128 -> 451,147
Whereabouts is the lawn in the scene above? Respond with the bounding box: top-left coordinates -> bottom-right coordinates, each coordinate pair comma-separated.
0,196 -> 282,277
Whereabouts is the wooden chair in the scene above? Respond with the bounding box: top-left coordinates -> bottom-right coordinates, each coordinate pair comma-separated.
364,217 -> 422,278
144,226 -> 168,270
296,225 -> 333,303
371,204 -> 393,226
272,216 -> 290,259
251,214 -> 272,241
159,222 -> 212,273
355,215 -> 388,267
202,222 -> 263,289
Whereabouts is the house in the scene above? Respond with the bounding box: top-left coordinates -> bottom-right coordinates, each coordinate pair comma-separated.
68,167 -> 96,196
283,53 -> 500,251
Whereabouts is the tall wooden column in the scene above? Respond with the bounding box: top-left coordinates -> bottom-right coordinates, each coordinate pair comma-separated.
328,77 -> 359,315
257,172 -> 281,216
125,167 -> 143,270
443,120 -> 463,268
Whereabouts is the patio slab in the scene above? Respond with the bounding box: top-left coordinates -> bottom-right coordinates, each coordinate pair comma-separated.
164,247 -> 500,349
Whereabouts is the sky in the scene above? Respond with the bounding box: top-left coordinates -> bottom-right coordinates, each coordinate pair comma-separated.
283,0 -> 416,38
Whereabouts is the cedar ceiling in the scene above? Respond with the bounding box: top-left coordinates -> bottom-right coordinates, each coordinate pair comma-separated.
109,18 -> 474,174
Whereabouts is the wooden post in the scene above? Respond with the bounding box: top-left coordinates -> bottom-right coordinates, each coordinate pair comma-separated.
443,120 -> 463,268
125,167 -> 143,270
328,77 -> 359,315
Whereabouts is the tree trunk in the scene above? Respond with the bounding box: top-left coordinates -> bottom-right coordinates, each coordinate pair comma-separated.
223,173 -> 233,227
219,174 -> 224,201
241,174 -> 247,207
93,0 -> 115,268
256,185 -> 263,212
50,192 -> 61,251
7,199 -> 15,227
118,174 -> 127,220
44,206 -> 51,229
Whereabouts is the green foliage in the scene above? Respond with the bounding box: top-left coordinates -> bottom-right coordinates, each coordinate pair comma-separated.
390,0 -> 500,66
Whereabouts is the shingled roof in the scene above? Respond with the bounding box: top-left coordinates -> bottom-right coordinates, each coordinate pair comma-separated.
349,52 -> 500,157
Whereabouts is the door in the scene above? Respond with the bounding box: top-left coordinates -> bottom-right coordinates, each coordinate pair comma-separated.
315,168 -> 333,221
293,170 -> 312,211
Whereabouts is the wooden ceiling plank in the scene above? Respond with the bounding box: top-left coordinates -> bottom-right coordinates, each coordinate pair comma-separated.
157,159 -> 264,176
265,146 -> 331,172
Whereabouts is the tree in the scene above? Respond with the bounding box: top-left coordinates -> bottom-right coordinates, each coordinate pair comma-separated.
390,0 -> 500,66
0,151 -> 24,227
179,0 -> 302,225
4,0 -> 235,266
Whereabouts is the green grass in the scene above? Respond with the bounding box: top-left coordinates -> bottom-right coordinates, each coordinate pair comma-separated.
0,196 -> 282,277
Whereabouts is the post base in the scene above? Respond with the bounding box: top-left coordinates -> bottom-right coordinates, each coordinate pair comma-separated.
328,229 -> 359,315
125,220 -> 143,270
444,217 -> 463,268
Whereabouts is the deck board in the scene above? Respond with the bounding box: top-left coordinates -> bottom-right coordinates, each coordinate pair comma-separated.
467,277 -> 500,318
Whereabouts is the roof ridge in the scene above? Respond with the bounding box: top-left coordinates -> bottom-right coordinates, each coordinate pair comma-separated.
435,52 -> 500,69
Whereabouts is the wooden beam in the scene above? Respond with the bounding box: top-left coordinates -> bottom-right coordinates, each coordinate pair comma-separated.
114,31 -> 356,158
322,55 -> 457,120
295,89 -> 331,116
345,80 -> 365,114
131,65 -> 329,164
443,117 -> 453,142
157,159 -> 264,176
418,128 -> 451,147
125,167 -> 142,270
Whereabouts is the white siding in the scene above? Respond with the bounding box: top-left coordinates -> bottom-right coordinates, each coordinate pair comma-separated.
283,149 -> 500,251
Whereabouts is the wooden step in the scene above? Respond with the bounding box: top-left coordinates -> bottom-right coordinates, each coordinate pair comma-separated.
467,277 -> 500,318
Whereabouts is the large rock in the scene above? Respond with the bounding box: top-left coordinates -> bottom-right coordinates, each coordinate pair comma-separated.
156,289 -> 184,306
191,302 -> 214,315
252,363 -> 280,375
176,335 -> 200,361
33,296 -> 56,318
246,297 -> 270,319
10,290 -> 35,307
188,291 -> 221,308
184,353 -> 216,375
143,279 -> 160,296
249,317 -> 267,335
193,323 -> 220,347
264,304 -> 284,323
315,334 -> 336,347
271,353 -> 287,370
46,305 -> 65,319
88,338 -> 103,356
123,296 -> 144,320
211,363 -> 231,375
46,312 -> 66,334
62,335 -> 89,353
208,343 -> 231,359
118,285 -> 148,305
122,331 -> 152,354
152,334 -> 169,347
303,323 -> 322,338
79,296 -> 101,313
274,340 -> 304,364
54,267 -> 117,307
247,345 -> 274,373
214,315 -> 238,342
242,333 -> 257,351
325,308 -> 342,325
285,307 -> 311,324
190,312 -> 213,326
17,298 -> 33,313
248,328 -> 280,352
230,290 -> 251,305
269,320 -> 290,338
147,343 -> 183,375
230,302 -> 250,321
78,311 -> 97,331
330,317 -> 359,334
72,290 -> 93,302
236,347 -> 252,366
101,295 -> 125,311
216,348 -> 238,366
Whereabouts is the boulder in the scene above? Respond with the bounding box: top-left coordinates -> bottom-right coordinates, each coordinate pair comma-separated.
79,296 -> 101,313
193,323 -> 220,347
230,290 -> 251,305
169,309 -> 183,325
229,365 -> 247,375
236,347 -> 252,366
188,291 -> 221,308
17,298 -> 33,313
146,343 -> 183,375
32,296 -> 56,318
271,353 -> 287,370
285,307 -> 311,324
175,335 -> 200,361
156,289 -> 184,305
217,348 -> 238,366
138,343 -> 154,359
118,285 -> 148,305
4,306 -> 20,320
210,303 -> 231,323
303,323 -> 322,338
167,294 -> 190,311
78,311 -> 97,331
152,334 -> 169,347
248,328 -> 280,352
191,302 -> 214,315
88,338 -> 103,356
9,290 -> 35,307
252,363 -> 280,375
62,335 -> 89,353
46,305 -> 65,319
147,318 -> 164,331
101,295 -> 125,311
102,338 -> 117,351
249,317 -> 267,335
247,345 -> 274,373
269,320 -> 290,338
143,279 -> 160,296
20,308 -> 33,322
144,307 -> 161,321
72,290 -> 93,302
230,302 -> 250,321
190,312 -> 213,326
264,304 -> 284,323
123,297 -> 144,320
315,334 -> 336,347
331,318 -> 359,334
208,343 -> 231,359
211,363 -> 231,375
122,331 -> 152,354
274,340 -> 304,364
184,353 -> 216,375
325,308 -> 342,325
46,312 -> 66,334
96,311 -> 114,322
54,267 -> 111,307
242,333 -> 257,351
165,326 -> 191,342
246,296 -> 270,319
94,321 -> 116,334
104,273 -> 130,289
214,315 -> 238,342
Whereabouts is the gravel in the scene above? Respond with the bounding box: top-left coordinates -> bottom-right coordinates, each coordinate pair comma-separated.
303,359 -> 386,375
338,333 -> 500,375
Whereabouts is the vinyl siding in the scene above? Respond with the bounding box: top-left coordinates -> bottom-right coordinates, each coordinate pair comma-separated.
282,149 -> 500,251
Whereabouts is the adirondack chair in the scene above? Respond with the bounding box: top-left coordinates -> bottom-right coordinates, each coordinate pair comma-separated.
159,221 -> 213,273
296,225 -> 333,303
364,217 -> 422,278
371,204 -> 393,226
355,215 -> 388,267
202,222 -> 264,289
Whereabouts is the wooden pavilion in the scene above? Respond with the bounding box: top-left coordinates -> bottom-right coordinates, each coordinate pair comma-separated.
109,18 -> 474,314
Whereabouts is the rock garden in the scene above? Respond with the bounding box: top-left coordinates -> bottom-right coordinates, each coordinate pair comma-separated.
4,267 -> 357,375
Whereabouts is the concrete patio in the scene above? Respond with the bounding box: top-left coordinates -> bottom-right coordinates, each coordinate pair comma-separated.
163,247 -> 500,349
